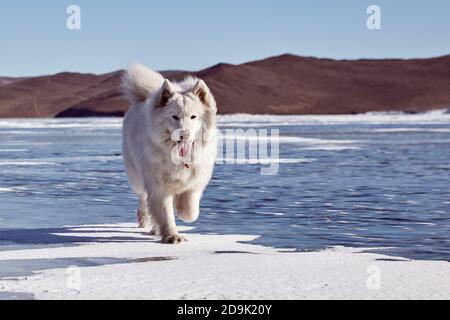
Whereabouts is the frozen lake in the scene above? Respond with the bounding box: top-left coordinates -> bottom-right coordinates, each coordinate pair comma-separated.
0,111 -> 449,261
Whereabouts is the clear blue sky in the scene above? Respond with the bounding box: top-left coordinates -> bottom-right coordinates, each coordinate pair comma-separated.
1,0 -> 449,76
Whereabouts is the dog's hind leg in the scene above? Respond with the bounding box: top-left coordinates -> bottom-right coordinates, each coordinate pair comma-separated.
175,190 -> 201,223
148,225 -> 158,236
137,192 -> 150,228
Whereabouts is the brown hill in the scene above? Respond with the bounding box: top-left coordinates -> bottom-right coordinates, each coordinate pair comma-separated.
0,77 -> 25,87
0,54 -> 449,117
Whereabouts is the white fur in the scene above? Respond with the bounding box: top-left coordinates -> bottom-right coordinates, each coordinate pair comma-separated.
121,64 -> 218,244
121,63 -> 165,104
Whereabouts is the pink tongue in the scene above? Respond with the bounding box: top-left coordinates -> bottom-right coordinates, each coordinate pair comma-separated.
178,142 -> 191,157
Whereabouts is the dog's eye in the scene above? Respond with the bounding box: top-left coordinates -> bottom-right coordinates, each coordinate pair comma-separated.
172,115 -> 179,120
191,115 -> 197,119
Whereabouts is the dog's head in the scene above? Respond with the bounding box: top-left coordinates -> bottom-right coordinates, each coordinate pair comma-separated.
154,78 -> 216,158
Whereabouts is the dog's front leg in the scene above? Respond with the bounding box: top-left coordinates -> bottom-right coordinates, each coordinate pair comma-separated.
149,192 -> 186,244
175,190 -> 201,223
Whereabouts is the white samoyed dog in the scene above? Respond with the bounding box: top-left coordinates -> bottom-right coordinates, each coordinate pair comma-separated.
121,64 -> 218,244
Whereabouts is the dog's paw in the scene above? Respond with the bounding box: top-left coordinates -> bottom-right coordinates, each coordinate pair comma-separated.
162,234 -> 187,244
149,226 -> 158,236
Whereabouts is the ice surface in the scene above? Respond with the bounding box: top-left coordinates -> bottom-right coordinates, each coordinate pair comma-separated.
1,223 -> 449,299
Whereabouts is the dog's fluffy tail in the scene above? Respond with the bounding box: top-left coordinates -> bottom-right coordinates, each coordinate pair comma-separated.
121,63 -> 165,104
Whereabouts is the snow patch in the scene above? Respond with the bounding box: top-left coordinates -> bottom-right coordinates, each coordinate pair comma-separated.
1,223 -> 449,299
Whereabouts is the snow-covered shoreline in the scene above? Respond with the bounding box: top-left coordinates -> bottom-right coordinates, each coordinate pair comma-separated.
0,223 -> 449,300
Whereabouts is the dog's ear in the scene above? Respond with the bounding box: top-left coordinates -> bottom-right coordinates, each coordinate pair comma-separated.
192,80 -> 212,107
157,79 -> 174,107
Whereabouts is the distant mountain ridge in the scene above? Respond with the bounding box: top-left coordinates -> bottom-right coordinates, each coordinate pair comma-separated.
0,54 -> 449,117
